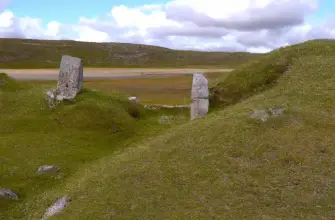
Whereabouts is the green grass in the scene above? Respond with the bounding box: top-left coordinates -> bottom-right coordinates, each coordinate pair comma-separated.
0,38 -> 261,69
0,76 -> 189,218
1,39 -> 335,219
209,39 -> 335,108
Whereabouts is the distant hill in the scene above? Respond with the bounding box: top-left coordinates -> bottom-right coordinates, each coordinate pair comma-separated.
0,38 -> 261,69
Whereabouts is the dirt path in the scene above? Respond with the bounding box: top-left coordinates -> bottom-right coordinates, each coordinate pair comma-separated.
0,68 -> 233,75
1,68 -> 233,80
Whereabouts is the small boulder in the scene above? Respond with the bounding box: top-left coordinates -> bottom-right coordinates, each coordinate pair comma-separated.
0,187 -> 18,200
250,106 -> 286,122
128,96 -> 139,104
37,165 -> 60,175
55,173 -> 65,179
42,196 -> 69,220
250,109 -> 270,122
268,106 -> 285,117
46,89 -> 64,108
159,115 -> 174,124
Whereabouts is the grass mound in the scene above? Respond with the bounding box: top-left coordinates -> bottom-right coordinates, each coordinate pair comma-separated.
0,38 -> 261,68
210,39 -> 335,107
0,77 -> 189,218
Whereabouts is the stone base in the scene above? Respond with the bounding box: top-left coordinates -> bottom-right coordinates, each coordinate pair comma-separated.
190,99 -> 209,120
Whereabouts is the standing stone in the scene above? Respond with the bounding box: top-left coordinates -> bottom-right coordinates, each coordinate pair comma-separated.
190,73 -> 209,120
57,55 -> 83,99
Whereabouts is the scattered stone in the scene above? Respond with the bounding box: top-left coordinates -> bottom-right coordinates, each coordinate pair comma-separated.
159,115 -> 178,124
191,73 -> 209,120
268,106 -> 285,117
9,168 -> 16,176
55,173 -> 65,179
0,188 -> 18,200
46,88 -> 64,108
57,55 -> 83,100
250,106 -> 286,122
144,105 -> 157,110
250,109 -> 270,122
144,104 -> 190,110
37,165 -> 60,175
42,196 -> 69,220
128,96 -> 139,104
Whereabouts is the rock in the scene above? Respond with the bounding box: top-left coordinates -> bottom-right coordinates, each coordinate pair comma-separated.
9,168 -> 16,176
43,196 -> 69,220
37,165 -> 60,175
57,55 -> 83,100
0,188 -> 18,200
250,109 -> 270,122
144,105 -> 157,110
191,73 -> 209,120
46,88 -> 62,108
55,173 -> 65,179
159,115 -> 177,124
269,106 -> 285,117
128,96 -> 139,104
144,104 -> 190,110
250,106 -> 285,122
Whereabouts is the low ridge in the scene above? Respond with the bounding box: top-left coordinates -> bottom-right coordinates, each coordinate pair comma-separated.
0,38 -> 261,68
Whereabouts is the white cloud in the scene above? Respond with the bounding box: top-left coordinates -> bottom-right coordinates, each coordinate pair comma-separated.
0,10 -> 14,28
0,0 -> 334,53
45,21 -> 61,37
73,25 -> 110,42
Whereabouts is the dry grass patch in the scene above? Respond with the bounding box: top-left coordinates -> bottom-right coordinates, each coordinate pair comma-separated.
84,72 -> 228,105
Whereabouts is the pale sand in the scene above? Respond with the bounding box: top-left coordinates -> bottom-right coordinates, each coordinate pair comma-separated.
0,68 -> 233,75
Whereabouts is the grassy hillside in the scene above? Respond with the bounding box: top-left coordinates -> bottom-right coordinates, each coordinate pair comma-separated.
209,39 -> 335,107
0,38 -> 260,69
1,39 -> 335,219
0,75 -> 189,218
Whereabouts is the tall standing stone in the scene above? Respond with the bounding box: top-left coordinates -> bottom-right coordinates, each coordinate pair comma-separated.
190,72 -> 209,120
57,55 -> 83,99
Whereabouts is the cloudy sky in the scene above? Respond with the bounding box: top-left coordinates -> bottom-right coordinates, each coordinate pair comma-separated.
0,0 -> 334,53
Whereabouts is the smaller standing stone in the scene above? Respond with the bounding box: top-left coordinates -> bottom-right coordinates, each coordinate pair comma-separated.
37,165 -> 60,175
0,188 -> 19,200
57,55 -> 83,99
190,73 -> 209,120
42,196 -> 69,220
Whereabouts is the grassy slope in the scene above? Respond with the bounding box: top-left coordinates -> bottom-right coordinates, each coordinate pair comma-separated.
209,39 -> 335,108
2,39 -> 335,219
0,75 -> 189,218
0,38 -> 260,69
